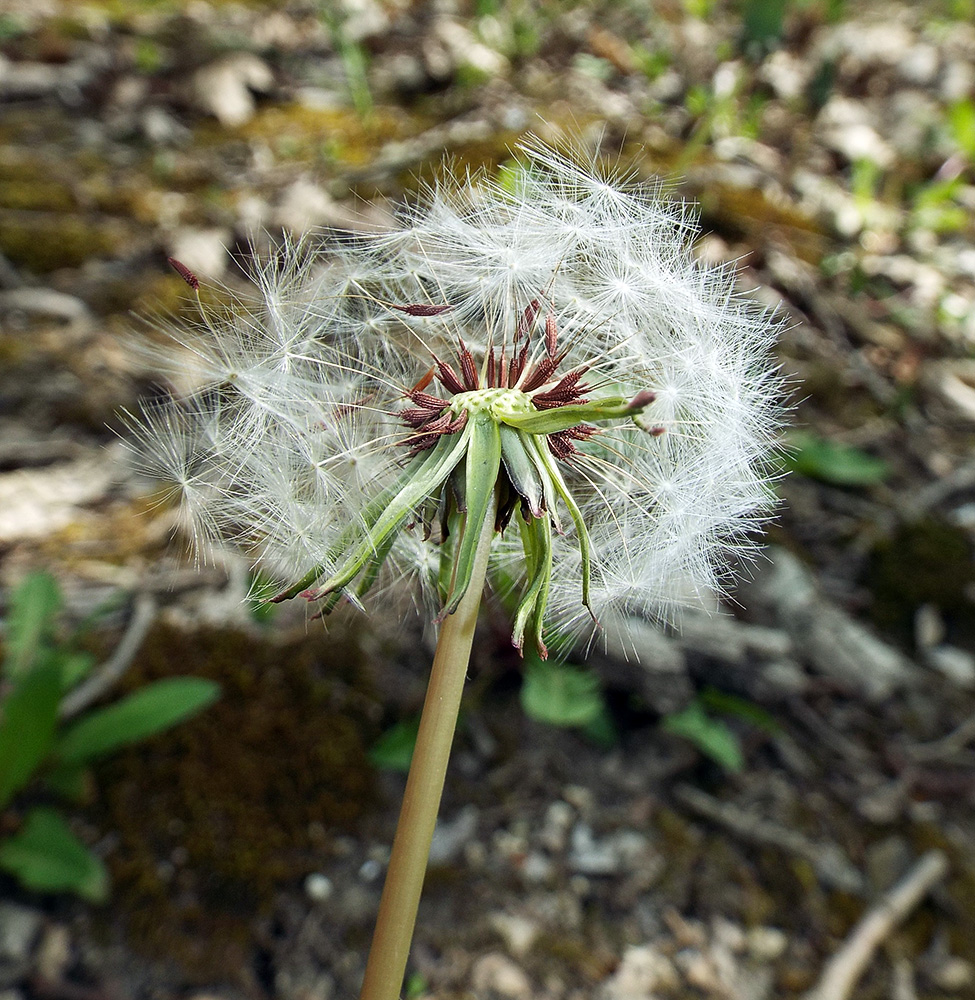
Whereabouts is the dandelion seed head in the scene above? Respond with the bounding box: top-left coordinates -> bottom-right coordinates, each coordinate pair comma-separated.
129,139 -> 786,656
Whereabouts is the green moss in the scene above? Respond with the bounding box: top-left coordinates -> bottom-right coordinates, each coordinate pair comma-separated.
0,178 -> 75,212
866,517 -> 975,639
92,623 -> 378,980
695,183 -> 826,264
199,103 -> 430,171
0,213 -> 128,272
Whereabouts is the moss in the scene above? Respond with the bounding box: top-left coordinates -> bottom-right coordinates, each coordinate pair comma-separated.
0,178 -> 76,212
0,213 -> 128,272
695,182 -> 826,264
200,103 -> 430,171
866,516 -> 975,640
92,622 -> 378,981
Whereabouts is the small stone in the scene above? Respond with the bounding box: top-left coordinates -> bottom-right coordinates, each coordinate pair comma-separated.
35,925 -> 71,983
519,851 -> 554,883
759,50 -> 809,100
358,858 -> 382,882
0,904 -> 41,964
915,604 -> 945,650
925,645 -> 975,687
569,823 -> 618,876
562,785 -> 594,814
539,800 -> 574,853
470,952 -> 532,1000
304,873 -> 333,902
429,804 -> 478,865
677,949 -> 720,992
899,43 -> 940,85
434,20 -> 508,78
274,179 -> 338,237
817,97 -> 894,169
0,455 -> 116,542
746,926 -> 788,962
166,229 -> 231,283
488,913 -> 540,958
932,956 -> 974,991
189,53 -> 274,127
600,945 -> 678,999
711,916 -> 746,953
141,106 -> 189,146
0,289 -> 90,327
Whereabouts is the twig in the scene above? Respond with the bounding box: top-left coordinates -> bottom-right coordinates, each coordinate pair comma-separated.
673,784 -> 863,893
802,850 -> 948,1000
59,594 -> 157,719
906,710 -> 975,762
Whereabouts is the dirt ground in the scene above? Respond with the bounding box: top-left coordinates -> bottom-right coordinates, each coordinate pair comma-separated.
2,1 -> 975,998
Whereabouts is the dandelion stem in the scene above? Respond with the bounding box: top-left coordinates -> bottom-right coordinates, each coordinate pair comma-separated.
359,489 -> 499,1000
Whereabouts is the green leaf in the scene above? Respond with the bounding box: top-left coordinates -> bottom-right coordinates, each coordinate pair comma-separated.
53,678 -> 219,765
0,807 -> 108,901
369,717 -> 420,772
55,650 -> 97,692
520,656 -> 605,728
948,98 -> 975,159
0,659 -> 61,808
662,702 -> 744,773
784,431 -> 890,486
742,0 -> 788,52
581,704 -> 619,749
699,687 -> 781,734
4,571 -> 61,677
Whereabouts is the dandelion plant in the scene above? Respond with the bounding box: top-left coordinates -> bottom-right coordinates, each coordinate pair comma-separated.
130,139 -> 784,1000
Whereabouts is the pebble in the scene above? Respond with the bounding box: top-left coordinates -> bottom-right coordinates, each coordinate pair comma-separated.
303,873 -> 333,902
746,926 -> 788,962
470,952 -> 532,1000
487,912 -> 540,958
0,289 -> 90,328
274,179 -> 339,236
166,229 -> 231,282
599,944 -> 678,999
817,96 -> 895,169
0,903 -> 41,965
933,956 -> 974,991
34,926 -> 71,983
358,858 -> 382,882
569,823 -> 619,875
539,800 -> 574,853
519,851 -> 554,883
925,644 -> 975,688
428,804 -> 478,865
189,53 -> 274,127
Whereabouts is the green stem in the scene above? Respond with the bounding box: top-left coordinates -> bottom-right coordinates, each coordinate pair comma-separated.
359,491 -> 498,1000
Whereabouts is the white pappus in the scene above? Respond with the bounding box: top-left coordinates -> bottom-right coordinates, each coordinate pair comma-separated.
128,138 -> 786,657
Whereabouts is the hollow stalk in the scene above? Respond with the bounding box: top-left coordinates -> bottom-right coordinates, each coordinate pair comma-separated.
359,491 -> 498,1000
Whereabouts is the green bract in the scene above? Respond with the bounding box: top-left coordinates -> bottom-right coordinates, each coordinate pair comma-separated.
275,387 -> 655,656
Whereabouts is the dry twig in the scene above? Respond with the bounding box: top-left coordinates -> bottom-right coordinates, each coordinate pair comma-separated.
59,593 -> 157,719
673,784 -> 863,893
803,849 -> 948,1000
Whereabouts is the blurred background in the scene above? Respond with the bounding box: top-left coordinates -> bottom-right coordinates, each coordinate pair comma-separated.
2,1 -> 975,998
